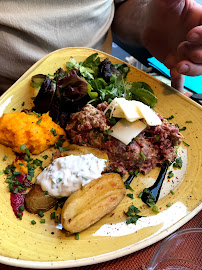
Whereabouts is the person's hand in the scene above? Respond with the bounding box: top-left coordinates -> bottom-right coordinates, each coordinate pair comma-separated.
142,0 -> 202,92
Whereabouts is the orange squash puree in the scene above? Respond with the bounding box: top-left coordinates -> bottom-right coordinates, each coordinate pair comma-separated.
0,112 -> 66,154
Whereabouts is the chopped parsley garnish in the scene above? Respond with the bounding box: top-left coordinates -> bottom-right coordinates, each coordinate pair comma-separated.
155,135 -> 160,141
126,216 -> 141,224
134,169 -> 139,177
20,144 -> 27,151
139,188 -> 156,207
17,213 -> 22,220
140,151 -> 146,161
168,171 -> 174,178
105,129 -> 113,134
138,191 -> 143,198
125,183 -> 134,191
166,115 -> 174,120
50,128 -> 57,136
152,205 -> 159,213
50,212 -> 56,219
38,211 -> 44,217
183,141 -> 190,147
18,206 -> 24,212
126,205 -> 140,215
75,233 -> 79,240
56,178 -> 63,183
13,171 -> 21,176
125,205 -> 142,224
126,193 -> 134,199
59,147 -> 70,152
173,157 -> 182,168
40,219 -> 46,223
179,126 -> 186,131
3,155 -> 8,161
55,216 -> 59,223
55,138 -> 65,148
32,111 -> 41,117
36,118 -> 42,125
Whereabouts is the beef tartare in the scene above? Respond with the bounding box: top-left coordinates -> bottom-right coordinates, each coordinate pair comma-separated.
66,103 -> 183,175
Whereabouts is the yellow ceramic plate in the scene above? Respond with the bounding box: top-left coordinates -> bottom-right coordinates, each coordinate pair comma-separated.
0,48 -> 201,269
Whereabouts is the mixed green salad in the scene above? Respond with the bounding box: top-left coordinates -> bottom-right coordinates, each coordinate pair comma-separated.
31,53 -> 158,126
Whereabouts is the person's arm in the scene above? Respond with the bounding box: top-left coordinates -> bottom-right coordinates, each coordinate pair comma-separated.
112,0 -> 149,46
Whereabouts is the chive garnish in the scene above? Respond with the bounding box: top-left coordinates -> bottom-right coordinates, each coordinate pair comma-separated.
36,119 -> 42,125
75,233 -> 79,240
3,155 -> 8,161
13,171 -> 21,176
125,183 -> 134,191
140,151 -> 146,161
38,211 -> 44,217
20,144 -> 27,151
166,202 -> 172,207
55,216 -> 59,223
50,212 -> 55,219
166,115 -> 174,120
31,220 -> 36,225
152,205 -> 159,213
173,157 -> 182,168
168,171 -> 174,178
40,219 -> 45,223
126,193 -> 134,199
155,135 -> 160,141
17,213 -> 22,220
183,141 -> 190,147
18,206 -> 24,211
179,127 -> 186,131
59,147 -> 70,152
50,128 -> 57,136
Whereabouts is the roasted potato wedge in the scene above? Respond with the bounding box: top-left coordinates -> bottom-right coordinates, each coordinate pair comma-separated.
25,184 -> 58,213
61,173 -> 126,235
52,144 -> 109,168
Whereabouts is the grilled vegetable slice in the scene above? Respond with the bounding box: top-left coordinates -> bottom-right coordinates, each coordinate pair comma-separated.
25,184 -> 58,213
61,173 -> 126,235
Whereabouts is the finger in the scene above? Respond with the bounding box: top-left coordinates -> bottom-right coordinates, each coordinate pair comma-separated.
170,68 -> 184,93
178,41 -> 202,64
187,26 -> 202,45
176,60 -> 202,76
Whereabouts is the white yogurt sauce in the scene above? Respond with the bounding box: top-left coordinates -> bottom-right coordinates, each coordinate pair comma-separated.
93,201 -> 188,237
36,154 -> 107,198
